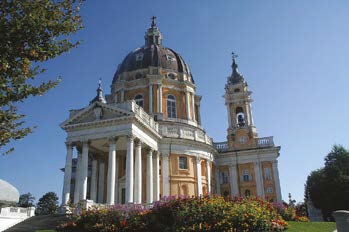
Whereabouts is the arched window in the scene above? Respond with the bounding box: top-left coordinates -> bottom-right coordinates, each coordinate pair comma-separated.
245,189 -> 251,197
134,94 -> 144,108
235,107 -> 245,127
167,95 -> 176,118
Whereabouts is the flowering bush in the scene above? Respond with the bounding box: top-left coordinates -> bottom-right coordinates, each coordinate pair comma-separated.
272,202 -> 309,222
57,196 -> 288,232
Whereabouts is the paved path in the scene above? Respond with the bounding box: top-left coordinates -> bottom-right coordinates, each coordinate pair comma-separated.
5,215 -> 69,232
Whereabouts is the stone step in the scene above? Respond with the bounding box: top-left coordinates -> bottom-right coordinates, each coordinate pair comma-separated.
4,215 -> 69,232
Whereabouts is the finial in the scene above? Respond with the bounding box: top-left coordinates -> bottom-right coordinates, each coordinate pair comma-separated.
228,51 -> 244,85
232,52 -> 238,67
151,16 -> 157,27
90,78 -> 106,104
98,78 -> 102,89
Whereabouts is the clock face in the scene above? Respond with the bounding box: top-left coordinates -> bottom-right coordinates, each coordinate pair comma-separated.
238,136 -> 247,144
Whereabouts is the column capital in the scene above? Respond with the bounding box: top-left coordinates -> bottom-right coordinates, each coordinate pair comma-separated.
145,147 -> 154,153
272,160 -> 279,166
127,133 -> 136,142
229,163 -> 237,168
108,137 -> 118,144
196,155 -> 201,164
81,139 -> 91,146
162,152 -> 169,159
135,138 -> 142,147
65,142 -> 74,149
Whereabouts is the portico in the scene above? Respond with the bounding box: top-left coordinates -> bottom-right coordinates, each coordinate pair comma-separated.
61,100 -> 162,205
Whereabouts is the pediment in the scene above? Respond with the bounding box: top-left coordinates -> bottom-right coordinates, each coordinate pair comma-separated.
60,102 -> 132,129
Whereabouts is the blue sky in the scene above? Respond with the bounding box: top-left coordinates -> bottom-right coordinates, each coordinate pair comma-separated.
1,0 -> 349,203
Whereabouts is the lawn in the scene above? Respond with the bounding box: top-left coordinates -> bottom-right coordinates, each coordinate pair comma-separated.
287,221 -> 336,232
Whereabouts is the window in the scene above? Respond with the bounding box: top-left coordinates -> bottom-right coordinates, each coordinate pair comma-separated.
166,54 -> 176,62
135,53 -> 144,61
266,187 -> 273,194
179,156 -> 188,169
234,88 -> 240,93
264,167 -> 272,181
135,73 -> 143,79
235,107 -> 246,127
134,94 -> 144,108
167,95 -> 176,118
220,171 -> 228,184
242,169 -> 251,182
167,73 -> 176,79
245,189 -> 251,197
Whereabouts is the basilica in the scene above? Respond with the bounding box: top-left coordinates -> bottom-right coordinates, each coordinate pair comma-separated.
60,18 -> 282,207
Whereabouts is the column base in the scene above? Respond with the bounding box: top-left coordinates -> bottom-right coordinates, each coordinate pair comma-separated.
59,205 -> 72,215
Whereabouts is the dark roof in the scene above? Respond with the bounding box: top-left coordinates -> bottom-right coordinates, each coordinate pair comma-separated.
112,45 -> 192,83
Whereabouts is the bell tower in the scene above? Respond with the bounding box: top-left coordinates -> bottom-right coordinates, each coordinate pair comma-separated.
225,53 -> 258,149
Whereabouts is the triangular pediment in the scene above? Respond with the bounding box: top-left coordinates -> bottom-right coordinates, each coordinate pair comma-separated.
60,102 -> 133,129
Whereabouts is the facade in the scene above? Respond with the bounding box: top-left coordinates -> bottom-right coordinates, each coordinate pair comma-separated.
60,18 -> 282,206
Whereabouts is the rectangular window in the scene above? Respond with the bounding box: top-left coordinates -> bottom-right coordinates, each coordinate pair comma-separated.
264,168 -> 272,181
242,169 -> 251,182
220,171 -> 228,184
167,100 -> 176,118
266,187 -> 273,194
179,156 -> 188,169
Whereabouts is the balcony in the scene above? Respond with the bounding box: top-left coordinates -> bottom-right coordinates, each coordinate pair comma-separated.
213,136 -> 274,152
160,124 -> 213,145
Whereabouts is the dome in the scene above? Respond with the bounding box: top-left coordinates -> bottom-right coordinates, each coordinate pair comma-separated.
112,17 -> 194,83
0,179 -> 19,206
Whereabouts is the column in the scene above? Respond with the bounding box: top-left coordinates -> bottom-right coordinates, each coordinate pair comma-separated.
121,89 -> 124,102
80,141 -> 89,201
197,104 -> 202,125
73,151 -> 81,204
229,164 -> 239,197
249,103 -> 254,126
153,151 -> 160,201
146,149 -> 153,203
162,153 -> 170,196
191,93 -> 196,121
206,160 -> 211,195
149,84 -> 153,114
97,160 -> 105,203
90,158 -> 98,202
185,91 -> 190,119
114,156 -> 119,204
126,135 -> 134,203
158,83 -> 162,113
196,156 -> 203,195
227,103 -> 232,128
272,160 -> 282,202
254,161 -> 264,197
107,138 -> 117,205
215,168 -> 221,195
62,142 -> 73,205
134,140 -> 142,204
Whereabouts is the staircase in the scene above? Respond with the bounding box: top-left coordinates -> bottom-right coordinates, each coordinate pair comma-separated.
4,215 -> 69,232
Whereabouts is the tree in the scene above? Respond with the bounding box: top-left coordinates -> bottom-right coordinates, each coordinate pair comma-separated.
0,0 -> 83,155
36,191 -> 59,215
18,192 -> 35,207
305,145 -> 349,220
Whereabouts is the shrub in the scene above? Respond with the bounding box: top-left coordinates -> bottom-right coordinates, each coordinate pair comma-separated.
272,202 -> 309,222
57,196 -> 288,232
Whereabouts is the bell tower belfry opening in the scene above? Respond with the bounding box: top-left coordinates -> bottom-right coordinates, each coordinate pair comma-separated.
225,53 -> 257,149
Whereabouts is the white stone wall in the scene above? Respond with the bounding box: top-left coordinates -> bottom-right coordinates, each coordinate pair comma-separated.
0,207 -> 35,231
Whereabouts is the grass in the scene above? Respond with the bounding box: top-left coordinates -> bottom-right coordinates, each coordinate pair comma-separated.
286,221 -> 336,232
34,222 -> 336,232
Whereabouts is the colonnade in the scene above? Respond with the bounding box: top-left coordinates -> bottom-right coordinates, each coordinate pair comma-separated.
62,135 -> 160,206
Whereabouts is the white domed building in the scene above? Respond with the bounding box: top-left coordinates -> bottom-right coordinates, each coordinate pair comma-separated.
60,18 -> 282,206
